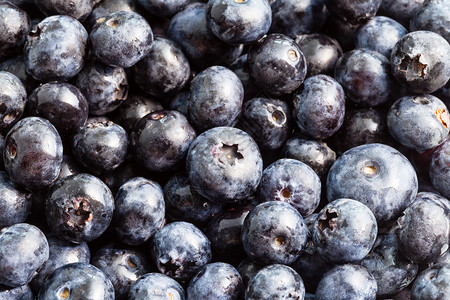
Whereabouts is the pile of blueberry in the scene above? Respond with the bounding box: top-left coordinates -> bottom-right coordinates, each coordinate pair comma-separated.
1,0 -> 450,299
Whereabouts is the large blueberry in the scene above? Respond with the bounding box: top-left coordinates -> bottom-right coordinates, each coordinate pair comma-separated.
0,2 -> 31,61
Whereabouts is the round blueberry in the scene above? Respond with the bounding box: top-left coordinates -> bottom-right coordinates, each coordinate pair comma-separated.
0,171 -> 32,228
411,263 -> 450,300
0,2 -> 31,61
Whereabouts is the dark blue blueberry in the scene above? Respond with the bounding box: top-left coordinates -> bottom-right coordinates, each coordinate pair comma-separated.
37,262 -> 115,300
325,0 -> 381,24
30,233 -> 90,293
112,177 -> 165,245
387,94 -> 450,152
150,221 -> 212,281
242,201 -> 308,265
72,120 -> 129,174
294,33 -> 343,77
26,82 -> 88,137
282,136 -> 336,179
430,138 -> 450,199
164,172 -> 221,227
390,30 -> 450,94
334,48 -> 397,107
206,0 -> 272,44
247,33 -> 307,96
270,0 -> 327,37
315,264 -> 377,300
0,2 -> 31,61
128,273 -> 186,300
188,65 -> 243,132
132,36 -> 190,98
132,110 -> 196,172
410,263 -> 450,300
91,244 -> 151,300
326,143 -> 418,224
313,198 -> 377,263
355,16 -> 408,58
73,59 -> 128,116
258,158 -> 321,217
167,3 -> 244,70
4,116 -> 63,190
320,14 -> 364,52
0,171 -> 32,228
379,0 -> 425,27
0,223 -> 49,287
0,284 -> 33,300
293,74 -> 345,139
90,11 -> 153,68
187,262 -> 243,300
237,97 -> 292,150
186,126 -> 263,203
24,15 -> 88,82
0,71 -> 27,134
34,0 -> 93,21
396,192 -> 450,264
245,264 -> 305,300
410,0 -> 450,44
136,0 -> 189,17
45,173 -> 115,243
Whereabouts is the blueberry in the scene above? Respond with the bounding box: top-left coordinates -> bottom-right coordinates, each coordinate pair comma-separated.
228,54 -> 259,100
0,223 -> 49,287
24,15 -> 88,82
128,273 -> 186,300
236,258 -> 263,289
0,284 -> 33,300
187,262 -> 243,300
410,263 -> 450,300
150,221 -> 212,281
0,2 -> 31,61
430,138 -> 450,199
90,11 -> 153,68
245,264 -> 305,300
326,143 -> 418,224
410,0 -> 450,44
0,55 -> 38,94
0,71 -> 27,134
112,177 -> 165,245
378,0 -> 425,27
34,0 -> 93,21
37,263 -> 115,300
186,126 -> 263,203
325,0 -> 382,24
85,0 -> 140,31
0,171 -> 32,228
4,116 -> 63,190
136,0 -> 189,17
241,201 -> 308,265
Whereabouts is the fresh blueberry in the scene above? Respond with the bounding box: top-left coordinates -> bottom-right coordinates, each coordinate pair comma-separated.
0,71 -> 27,134
378,0 -> 425,27
430,138 -> 450,199
410,263 -> 450,300
34,0 -> 93,21
128,273 -> 186,300
325,0 -> 382,24
85,0 -> 140,31
136,0 -> 189,17
0,171 -> 32,228
410,0 -> 450,44
236,258 -> 263,289
0,2 -> 31,61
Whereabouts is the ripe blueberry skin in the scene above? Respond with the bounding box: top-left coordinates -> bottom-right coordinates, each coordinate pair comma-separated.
186,126 -> 263,203
188,65 -> 244,132
26,82 -> 89,137
137,0 -> 189,17
0,171 -> 32,228
396,192 -> 450,264
247,33 -> 307,96
112,177 -> 165,246
128,273 -> 186,300
320,14 -> 363,52
410,263 -> 450,300
45,173 -> 115,244
293,74 -> 345,140
295,33 -> 343,77
237,97 -> 292,150
0,71 -> 27,134
315,264 -> 377,300
85,0 -> 139,31
410,0 -> 450,44
270,0 -> 327,37
246,264 -> 305,300
326,143 -> 418,224
430,138 -> 450,199
4,116 -> 63,190
24,15 -> 88,82
164,172 -> 222,227
167,3 -> 243,70
334,48 -> 398,107
388,94 -> 450,152
0,2 -> 31,61
390,30 -> 450,94
0,284 -> 33,300
355,16 -> 408,59
325,0 -> 382,24
258,158 -> 321,218
241,201 -> 308,265
313,198 -> 378,264
379,0 -> 425,27
90,11 -> 153,68
150,221 -> 212,281
188,263 -> 243,300
236,258 -> 263,289
34,0 -> 93,21
37,262 -> 115,300
168,91 -> 190,117
72,121 -> 129,174
282,136 -> 336,179
132,110 -> 196,172
91,244 -> 152,300
206,0 -> 272,44
30,233 -> 90,293
0,223 -> 49,288
132,36 -> 191,98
